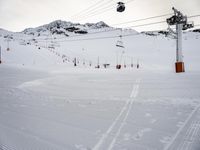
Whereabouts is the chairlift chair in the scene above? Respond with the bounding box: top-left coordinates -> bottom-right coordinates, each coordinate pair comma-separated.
116,35 -> 125,48
117,2 -> 125,12
116,40 -> 124,48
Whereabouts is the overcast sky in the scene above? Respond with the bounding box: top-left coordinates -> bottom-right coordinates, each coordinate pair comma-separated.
0,0 -> 200,32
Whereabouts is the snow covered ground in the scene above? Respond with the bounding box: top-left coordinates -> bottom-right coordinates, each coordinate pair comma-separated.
0,24 -> 200,149
0,65 -> 200,150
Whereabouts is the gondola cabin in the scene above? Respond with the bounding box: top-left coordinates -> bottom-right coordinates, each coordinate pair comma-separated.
117,2 -> 125,12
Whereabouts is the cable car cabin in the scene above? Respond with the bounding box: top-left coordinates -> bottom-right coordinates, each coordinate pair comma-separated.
116,40 -> 125,48
117,2 -> 125,12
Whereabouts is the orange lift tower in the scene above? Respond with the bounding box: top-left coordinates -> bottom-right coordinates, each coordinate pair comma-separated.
167,7 -> 194,73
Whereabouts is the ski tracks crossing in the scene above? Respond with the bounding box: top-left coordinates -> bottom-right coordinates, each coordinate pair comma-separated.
93,78 -> 141,150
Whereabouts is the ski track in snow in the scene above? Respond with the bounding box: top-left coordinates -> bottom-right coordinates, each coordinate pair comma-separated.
177,120 -> 200,150
163,104 -> 200,150
0,123 -> 66,150
93,78 -> 141,150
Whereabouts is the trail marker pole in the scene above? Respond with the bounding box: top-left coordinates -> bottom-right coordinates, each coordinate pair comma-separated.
7,38 -> 10,51
0,46 -> 2,64
131,57 -> 133,68
74,58 -> 77,66
137,59 -> 139,69
97,56 -> 100,68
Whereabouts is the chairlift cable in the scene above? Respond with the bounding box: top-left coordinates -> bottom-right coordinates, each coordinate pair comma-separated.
36,28 -> 118,41
35,13 -> 181,41
127,21 -> 166,28
188,14 -> 200,18
111,13 -> 172,26
22,13 -> 200,42
36,32 -> 139,43
35,21 -> 168,42
17,15 -> 200,42
41,20 -> 166,43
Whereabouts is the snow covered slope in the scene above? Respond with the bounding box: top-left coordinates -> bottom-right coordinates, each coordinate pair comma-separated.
0,20 -> 200,71
1,21 -> 200,150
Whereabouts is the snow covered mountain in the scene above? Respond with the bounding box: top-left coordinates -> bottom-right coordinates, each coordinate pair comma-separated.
22,20 -> 110,37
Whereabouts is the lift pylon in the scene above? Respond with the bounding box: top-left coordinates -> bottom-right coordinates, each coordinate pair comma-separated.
167,7 -> 194,73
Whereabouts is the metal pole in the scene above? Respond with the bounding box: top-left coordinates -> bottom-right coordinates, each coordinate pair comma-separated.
74,58 -> 77,66
124,59 -> 126,68
116,51 -> 118,65
175,23 -> 184,72
176,24 -> 183,62
119,51 -> 124,65
137,59 -> 139,69
176,24 -> 179,62
167,7 -> 193,73
0,46 -> 1,64
131,57 -> 133,68
97,56 -> 99,68
7,38 -> 10,51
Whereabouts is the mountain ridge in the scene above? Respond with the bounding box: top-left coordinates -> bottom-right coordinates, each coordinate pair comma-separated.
22,20 -> 110,37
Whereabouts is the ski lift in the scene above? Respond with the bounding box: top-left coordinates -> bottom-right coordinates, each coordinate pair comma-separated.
116,40 -> 124,48
116,35 -> 125,48
117,2 -> 125,12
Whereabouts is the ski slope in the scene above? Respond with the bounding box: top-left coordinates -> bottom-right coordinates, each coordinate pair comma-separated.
1,27 -> 200,71
0,24 -> 200,150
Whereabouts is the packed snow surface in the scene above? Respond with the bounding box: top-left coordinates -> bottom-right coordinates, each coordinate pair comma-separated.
0,66 -> 200,150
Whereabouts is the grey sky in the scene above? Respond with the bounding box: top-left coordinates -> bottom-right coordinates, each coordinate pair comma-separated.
0,0 -> 199,32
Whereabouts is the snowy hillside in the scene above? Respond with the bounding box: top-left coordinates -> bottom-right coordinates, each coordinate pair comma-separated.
0,20 -> 200,71
1,20 -> 200,150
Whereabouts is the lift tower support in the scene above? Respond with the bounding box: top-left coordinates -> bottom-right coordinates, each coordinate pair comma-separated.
167,7 -> 194,73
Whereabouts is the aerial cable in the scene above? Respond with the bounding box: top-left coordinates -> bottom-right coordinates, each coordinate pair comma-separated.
71,0 -> 115,20
127,21 -> 166,28
76,6 -> 114,21
16,15 -> 200,42
36,33 -> 133,43
70,0 -> 108,19
73,0 -> 115,19
75,0 -> 135,21
111,13 -> 172,26
188,14 -> 200,18
75,1 -> 117,21
37,32 -> 141,43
